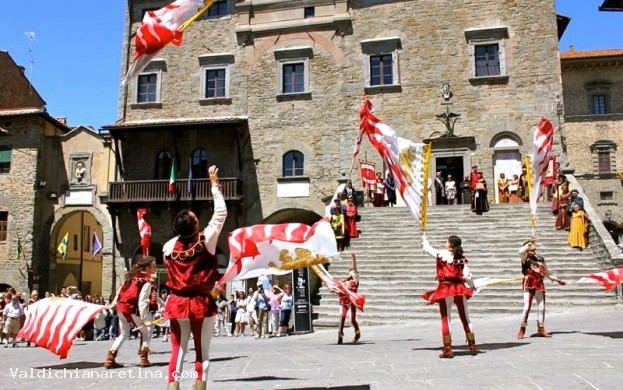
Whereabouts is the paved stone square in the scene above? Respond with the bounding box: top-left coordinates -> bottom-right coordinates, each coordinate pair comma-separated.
1,307 -> 622,389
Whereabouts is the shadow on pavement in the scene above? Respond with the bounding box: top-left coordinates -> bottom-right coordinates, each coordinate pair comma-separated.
34,362 -> 103,369
211,355 -> 246,362
413,342 -> 527,353
215,375 -> 297,383
583,331 -> 623,339
282,386 -> 371,390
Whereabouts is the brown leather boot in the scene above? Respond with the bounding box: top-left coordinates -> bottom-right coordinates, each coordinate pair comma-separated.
337,331 -> 344,344
517,322 -> 527,339
104,350 -> 123,369
353,330 -> 361,343
536,322 -> 552,337
139,347 -> 152,367
466,332 -> 477,355
191,381 -> 206,390
439,335 -> 454,358
167,382 -> 180,390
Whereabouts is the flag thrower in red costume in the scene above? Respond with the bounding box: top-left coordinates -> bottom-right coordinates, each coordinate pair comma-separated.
105,256 -> 158,369
354,99 -> 432,228
137,208 -> 152,256
123,0 -> 215,85
421,233 -> 477,358
163,165 -> 226,390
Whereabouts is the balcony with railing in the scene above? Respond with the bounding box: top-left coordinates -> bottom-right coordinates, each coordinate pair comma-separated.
107,178 -> 242,204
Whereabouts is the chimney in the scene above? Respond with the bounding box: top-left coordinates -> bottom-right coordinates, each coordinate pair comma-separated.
568,44 -> 575,53
18,66 -> 26,74
56,117 -> 67,125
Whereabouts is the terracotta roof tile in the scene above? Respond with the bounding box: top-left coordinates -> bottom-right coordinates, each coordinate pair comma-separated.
561,49 -> 623,59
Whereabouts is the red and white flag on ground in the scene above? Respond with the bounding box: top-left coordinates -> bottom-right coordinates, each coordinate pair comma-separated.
218,218 -> 339,285
17,298 -> 106,359
358,99 -> 430,223
574,267 -> 623,290
529,118 -> 555,216
137,208 -> 152,257
123,0 -> 204,85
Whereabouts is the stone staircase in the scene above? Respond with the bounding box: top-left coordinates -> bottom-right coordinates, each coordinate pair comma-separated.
312,203 -> 618,327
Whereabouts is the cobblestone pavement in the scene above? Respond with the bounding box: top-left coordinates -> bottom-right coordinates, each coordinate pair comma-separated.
1,306 -> 622,390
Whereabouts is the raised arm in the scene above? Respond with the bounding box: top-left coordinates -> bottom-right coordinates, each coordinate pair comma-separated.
203,166 -> 227,254
351,252 -> 358,273
518,236 -> 535,264
421,233 -> 439,258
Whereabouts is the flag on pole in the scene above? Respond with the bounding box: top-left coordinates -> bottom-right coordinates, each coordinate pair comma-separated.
123,0 -> 211,85
137,208 -> 152,257
187,160 -> 194,195
574,268 -> 623,290
358,99 -> 431,226
91,232 -> 102,259
310,264 -> 366,311
17,297 -> 106,359
169,161 -> 176,194
57,233 -> 68,260
217,218 -> 339,285
529,118 -> 555,218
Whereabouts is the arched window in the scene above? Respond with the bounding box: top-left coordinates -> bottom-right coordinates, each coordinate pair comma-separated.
155,150 -> 172,180
282,150 -> 304,177
192,148 -> 209,178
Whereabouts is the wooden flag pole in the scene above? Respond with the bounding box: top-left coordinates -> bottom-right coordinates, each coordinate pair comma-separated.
179,0 -> 215,32
524,155 -> 535,235
420,143 -> 432,231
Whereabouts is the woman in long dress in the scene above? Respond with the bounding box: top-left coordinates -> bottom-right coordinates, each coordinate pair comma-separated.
568,204 -> 588,250
497,173 -> 509,203
471,172 -> 489,214
509,174 -> 521,203
555,183 -> 571,230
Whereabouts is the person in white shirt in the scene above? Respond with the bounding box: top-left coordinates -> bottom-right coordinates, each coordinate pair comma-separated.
3,293 -> 24,348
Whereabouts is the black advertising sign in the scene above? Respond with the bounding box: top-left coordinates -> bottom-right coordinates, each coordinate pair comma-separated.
292,267 -> 312,333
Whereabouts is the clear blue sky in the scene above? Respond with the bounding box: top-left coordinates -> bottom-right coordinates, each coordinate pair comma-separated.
0,0 -> 620,131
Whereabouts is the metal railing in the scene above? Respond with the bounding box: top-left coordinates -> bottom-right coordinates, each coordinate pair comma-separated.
107,178 -> 242,203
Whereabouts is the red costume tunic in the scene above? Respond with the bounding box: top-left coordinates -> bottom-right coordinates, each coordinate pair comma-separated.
164,235 -> 219,320
116,271 -> 153,318
421,240 -> 473,304
339,279 -> 359,306
522,256 -> 546,291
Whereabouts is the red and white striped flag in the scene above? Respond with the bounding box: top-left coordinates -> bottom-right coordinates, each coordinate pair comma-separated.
218,218 -> 339,285
575,267 -> 623,290
137,208 -> 152,257
529,118 -> 555,216
310,264 -> 366,311
123,0 -> 204,85
17,298 -> 106,359
359,99 -> 430,224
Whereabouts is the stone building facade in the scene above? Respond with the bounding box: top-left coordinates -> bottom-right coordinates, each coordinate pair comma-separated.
0,51 -> 116,297
561,48 -> 623,236
105,0 -> 565,271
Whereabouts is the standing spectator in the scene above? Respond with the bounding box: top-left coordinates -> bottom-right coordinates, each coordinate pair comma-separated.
385,174 -> 397,207
275,284 -> 293,337
214,294 -> 230,337
2,293 -> 24,348
254,283 -> 270,339
471,172 -> 489,214
268,286 -> 281,337
551,175 -> 567,215
445,175 -> 457,205
246,287 -> 257,337
509,174 -> 521,203
567,189 -> 584,214
497,173 -> 509,203
342,180 -> 356,200
460,176 -> 471,205
228,293 -> 237,337
373,172 -> 385,207
331,206 -> 346,252
468,165 -> 480,191
234,291 -> 248,336
93,307 -> 110,341
434,171 -> 445,205
519,165 -> 529,202
25,290 -> 39,347
568,204 -> 589,250
344,196 -> 359,242
555,183 -> 571,230
421,234 -> 477,358
517,237 -> 565,339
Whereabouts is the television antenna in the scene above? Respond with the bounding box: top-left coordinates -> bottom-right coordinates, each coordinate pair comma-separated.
24,32 -> 36,84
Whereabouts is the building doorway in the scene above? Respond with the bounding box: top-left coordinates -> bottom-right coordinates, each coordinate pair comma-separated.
493,151 -> 522,204
435,156 -> 466,204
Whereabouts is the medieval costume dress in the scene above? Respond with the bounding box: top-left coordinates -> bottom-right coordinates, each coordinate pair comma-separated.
344,198 -> 359,239
471,176 -> 489,214
337,270 -> 361,344
163,184 -> 227,389
555,186 -> 571,230
331,210 -> 346,251
421,237 -> 476,358
568,209 -> 589,249
497,176 -> 509,203
517,242 -> 564,339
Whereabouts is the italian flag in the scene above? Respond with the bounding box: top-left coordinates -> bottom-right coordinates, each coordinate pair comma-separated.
168,162 -> 176,193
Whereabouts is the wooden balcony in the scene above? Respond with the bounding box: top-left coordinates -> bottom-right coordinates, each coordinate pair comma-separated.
107,178 -> 242,204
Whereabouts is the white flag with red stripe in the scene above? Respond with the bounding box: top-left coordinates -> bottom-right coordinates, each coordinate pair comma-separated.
218,218 -> 339,285
574,267 -> 623,290
311,264 -> 366,311
123,0 -> 204,85
529,118 -> 555,216
17,298 -> 106,359
359,99 -> 429,223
